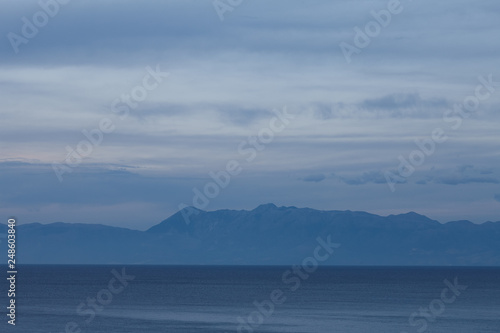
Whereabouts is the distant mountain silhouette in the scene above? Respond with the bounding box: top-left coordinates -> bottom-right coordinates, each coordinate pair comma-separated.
1,204 -> 499,265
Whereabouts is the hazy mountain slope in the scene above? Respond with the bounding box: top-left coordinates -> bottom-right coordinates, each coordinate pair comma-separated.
1,204 -> 499,265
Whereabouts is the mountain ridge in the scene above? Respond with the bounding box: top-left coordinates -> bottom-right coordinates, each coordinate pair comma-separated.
1,204 -> 499,265
1,204 -> 497,230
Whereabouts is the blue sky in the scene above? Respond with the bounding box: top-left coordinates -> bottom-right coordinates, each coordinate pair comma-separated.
1,0 -> 499,229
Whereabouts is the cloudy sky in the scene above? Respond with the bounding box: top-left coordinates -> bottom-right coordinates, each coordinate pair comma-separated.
1,0 -> 499,229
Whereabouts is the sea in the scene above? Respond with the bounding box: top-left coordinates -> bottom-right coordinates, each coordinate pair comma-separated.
0,266 -> 499,332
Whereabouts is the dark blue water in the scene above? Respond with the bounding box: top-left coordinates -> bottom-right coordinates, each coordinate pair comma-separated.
0,266 -> 499,332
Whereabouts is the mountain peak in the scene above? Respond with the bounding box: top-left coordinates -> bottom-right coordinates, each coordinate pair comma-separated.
253,203 -> 278,211
403,211 -> 424,217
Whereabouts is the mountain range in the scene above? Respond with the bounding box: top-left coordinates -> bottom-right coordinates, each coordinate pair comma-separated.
1,204 -> 499,265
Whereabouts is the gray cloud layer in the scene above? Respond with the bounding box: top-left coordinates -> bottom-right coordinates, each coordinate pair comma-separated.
1,0 -> 499,227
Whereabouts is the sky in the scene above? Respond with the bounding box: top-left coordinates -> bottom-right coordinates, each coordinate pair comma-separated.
0,0 -> 499,229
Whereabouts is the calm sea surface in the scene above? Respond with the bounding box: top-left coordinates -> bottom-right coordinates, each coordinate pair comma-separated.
0,266 -> 499,332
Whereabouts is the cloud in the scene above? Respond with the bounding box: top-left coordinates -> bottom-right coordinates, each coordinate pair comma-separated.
302,174 -> 326,182
418,165 -> 500,186
338,171 -> 392,185
309,93 -> 454,120
435,176 -> 500,185
359,93 -> 449,118
1,0 -> 500,227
